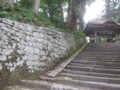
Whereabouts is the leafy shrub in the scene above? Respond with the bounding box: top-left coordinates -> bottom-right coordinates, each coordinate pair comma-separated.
0,2 -> 12,11
0,11 -> 9,17
19,0 -> 34,9
101,38 -> 107,43
72,31 -> 86,36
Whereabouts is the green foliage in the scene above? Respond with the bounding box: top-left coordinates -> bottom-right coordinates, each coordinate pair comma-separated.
0,2 -> 12,11
40,0 -> 68,28
101,38 -> 107,43
0,63 -> 14,90
0,2 -> 52,26
48,25 -> 56,29
72,31 -> 86,36
103,0 -> 120,22
0,2 -> 13,17
114,36 -> 120,40
19,0 -> 34,9
0,11 -> 9,17
0,1 -> 86,37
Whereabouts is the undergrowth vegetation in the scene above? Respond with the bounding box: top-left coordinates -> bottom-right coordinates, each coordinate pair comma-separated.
0,2 -> 51,26
0,2 -> 85,36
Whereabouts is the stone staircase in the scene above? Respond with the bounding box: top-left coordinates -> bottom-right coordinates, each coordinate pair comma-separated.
9,43 -> 120,90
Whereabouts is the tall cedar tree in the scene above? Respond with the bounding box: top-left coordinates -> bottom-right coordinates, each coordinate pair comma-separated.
68,0 -> 94,31
33,0 -> 41,13
68,0 -> 79,30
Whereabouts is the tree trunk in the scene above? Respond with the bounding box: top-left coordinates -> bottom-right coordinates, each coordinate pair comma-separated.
9,0 -> 14,4
79,0 -> 86,32
67,0 -> 72,28
105,0 -> 111,18
118,2 -> 120,22
68,0 -> 88,31
60,4 -> 64,24
68,0 -> 79,30
47,1 -> 54,23
33,0 -> 40,13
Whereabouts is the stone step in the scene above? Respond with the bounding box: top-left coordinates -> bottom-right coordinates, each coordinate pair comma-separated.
41,76 -> 120,90
7,85 -> 34,90
76,53 -> 120,55
71,60 -> 120,67
74,57 -> 120,61
84,45 -> 119,48
83,48 -> 120,51
85,48 -> 119,50
80,51 -> 120,54
66,65 -> 120,74
83,50 -> 120,52
69,63 -> 120,69
19,80 -> 94,90
59,73 -> 120,84
85,45 -> 119,47
81,53 -> 120,55
74,57 -> 97,59
73,59 -> 120,63
76,54 -> 120,57
86,44 -> 118,47
20,80 -> 50,90
85,46 -> 120,48
76,53 -> 120,56
71,60 -> 120,66
75,55 -> 120,58
79,53 -> 120,56
62,69 -> 120,78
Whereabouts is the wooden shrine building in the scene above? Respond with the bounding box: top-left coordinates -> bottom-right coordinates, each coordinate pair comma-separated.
84,19 -> 120,42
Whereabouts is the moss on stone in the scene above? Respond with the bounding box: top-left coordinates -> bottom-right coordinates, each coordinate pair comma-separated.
0,63 -> 11,89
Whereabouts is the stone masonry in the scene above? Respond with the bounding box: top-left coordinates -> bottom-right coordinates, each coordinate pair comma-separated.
0,18 -> 85,74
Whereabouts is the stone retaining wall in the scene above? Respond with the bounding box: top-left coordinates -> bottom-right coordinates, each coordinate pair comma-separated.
0,18 -> 86,74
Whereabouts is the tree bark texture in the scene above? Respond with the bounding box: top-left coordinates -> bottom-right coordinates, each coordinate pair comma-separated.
68,0 -> 79,30
67,0 -> 72,28
60,4 -> 64,23
33,0 -> 40,13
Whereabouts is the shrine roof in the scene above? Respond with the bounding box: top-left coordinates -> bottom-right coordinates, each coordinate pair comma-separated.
84,18 -> 120,35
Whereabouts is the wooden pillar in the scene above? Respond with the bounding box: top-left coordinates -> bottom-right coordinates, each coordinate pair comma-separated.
95,32 -> 97,43
116,33 -> 118,37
